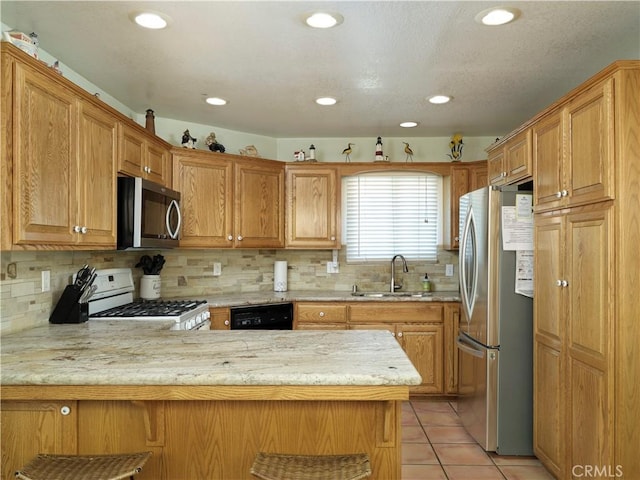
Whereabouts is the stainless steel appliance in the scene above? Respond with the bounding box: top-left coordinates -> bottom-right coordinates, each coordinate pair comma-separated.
117,177 -> 182,249
457,186 -> 533,455
88,268 -> 210,330
230,303 -> 293,330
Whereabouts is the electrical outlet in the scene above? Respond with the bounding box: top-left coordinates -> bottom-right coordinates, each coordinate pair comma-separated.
445,264 -> 454,277
213,262 -> 222,276
326,261 -> 339,274
41,270 -> 50,292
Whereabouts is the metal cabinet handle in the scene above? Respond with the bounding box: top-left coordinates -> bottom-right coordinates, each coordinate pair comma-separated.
319,312 -> 325,317
556,191 -> 563,198
227,235 -> 233,241
561,189 -> 568,197
397,332 -> 403,338
561,280 -> 569,287
556,280 -> 563,287
60,406 -> 71,415
81,226 -> 88,234
224,320 -> 229,326
237,235 -> 243,241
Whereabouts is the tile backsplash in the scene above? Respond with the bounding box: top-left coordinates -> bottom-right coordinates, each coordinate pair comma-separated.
0,248 -> 459,334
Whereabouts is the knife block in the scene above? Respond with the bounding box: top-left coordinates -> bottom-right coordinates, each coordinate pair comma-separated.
49,285 -> 89,324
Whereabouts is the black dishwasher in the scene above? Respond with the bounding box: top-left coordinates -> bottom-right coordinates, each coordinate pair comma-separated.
230,303 -> 293,330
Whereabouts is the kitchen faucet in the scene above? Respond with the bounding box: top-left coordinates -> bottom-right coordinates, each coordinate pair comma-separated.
390,254 -> 409,292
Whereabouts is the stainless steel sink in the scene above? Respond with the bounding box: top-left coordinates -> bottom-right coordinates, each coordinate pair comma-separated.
351,291 -> 433,298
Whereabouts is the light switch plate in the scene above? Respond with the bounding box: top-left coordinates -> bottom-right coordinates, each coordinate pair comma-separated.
445,264 -> 454,276
213,262 -> 222,276
327,261 -> 339,274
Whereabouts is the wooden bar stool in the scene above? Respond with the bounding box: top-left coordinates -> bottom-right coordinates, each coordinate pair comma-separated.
15,451 -> 152,480
250,452 -> 371,480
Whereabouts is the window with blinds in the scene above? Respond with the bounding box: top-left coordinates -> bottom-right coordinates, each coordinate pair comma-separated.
343,172 -> 442,262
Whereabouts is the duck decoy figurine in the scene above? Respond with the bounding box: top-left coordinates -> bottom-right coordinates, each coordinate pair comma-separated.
342,143 -> 355,162
403,142 -> 414,162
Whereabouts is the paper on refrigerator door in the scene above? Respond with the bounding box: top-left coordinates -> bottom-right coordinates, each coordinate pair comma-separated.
515,250 -> 534,298
502,206 -> 534,251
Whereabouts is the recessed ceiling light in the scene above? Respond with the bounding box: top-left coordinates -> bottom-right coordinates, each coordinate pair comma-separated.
316,97 -> 337,106
428,95 -> 452,105
400,121 -> 418,128
205,97 -> 227,106
305,12 -> 344,29
475,7 -> 520,26
130,11 -> 171,29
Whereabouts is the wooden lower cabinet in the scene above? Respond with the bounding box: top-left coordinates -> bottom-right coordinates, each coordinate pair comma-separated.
351,323 -> 443,394
0,401 -> 78,480
296,301 -> 459,395
209,307 -> 230,330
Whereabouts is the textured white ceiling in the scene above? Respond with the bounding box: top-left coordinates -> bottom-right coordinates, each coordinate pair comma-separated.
2,1 -> 638,138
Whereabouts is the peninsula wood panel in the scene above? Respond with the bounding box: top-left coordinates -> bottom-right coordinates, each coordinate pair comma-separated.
1,401 -> 78,480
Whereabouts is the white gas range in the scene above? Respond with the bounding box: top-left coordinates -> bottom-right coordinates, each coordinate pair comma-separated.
88,268 -> 210,331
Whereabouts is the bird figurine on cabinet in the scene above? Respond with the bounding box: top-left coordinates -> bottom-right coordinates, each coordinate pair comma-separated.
448,133 -> 464,161
342,143 -> 355,162
403,142 -> 414,162
181,130 -> 197,149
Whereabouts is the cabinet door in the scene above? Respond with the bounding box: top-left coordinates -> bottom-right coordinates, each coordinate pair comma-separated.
77,100 -> 117,246
399,324 -> 444,394
565,79 -> 614,207
533,213 -> 565,477
445,166 -> 469,250
173,153 -> 233,248
565,206 -> 614,475
286,166 -> 339,248
444,304 -> 460,394
118,123 -> 144,177
234,159 -> 285,248
146,138 -> 171,186
13,61 -> 77,245
533,110 -> 563,210
1,401 -> 78,478
210,307 -> 230,330
504,129 -> 532,183
487,146 -> 505,185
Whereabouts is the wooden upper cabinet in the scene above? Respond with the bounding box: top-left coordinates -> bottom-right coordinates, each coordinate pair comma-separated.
77,100 -> 117,246
234,157 -> 285,248
118,122 -> 171,187
11,59 -> 116,248
286,165 -> 340,249
534,78 -> 614,212
173,150 -> 233,248
173,150 -> 284,248
443,161 -> 487,250
487,129 -> 532,186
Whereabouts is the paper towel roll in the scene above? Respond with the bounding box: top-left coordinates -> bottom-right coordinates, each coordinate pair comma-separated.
274,261 -> 287,292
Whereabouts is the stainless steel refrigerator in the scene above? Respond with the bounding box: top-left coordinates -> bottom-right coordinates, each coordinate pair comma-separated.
457,185 -> 533,455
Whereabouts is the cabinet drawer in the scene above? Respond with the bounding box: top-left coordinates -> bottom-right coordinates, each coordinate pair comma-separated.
348,303 -> 444,323
296,303 -> 347,322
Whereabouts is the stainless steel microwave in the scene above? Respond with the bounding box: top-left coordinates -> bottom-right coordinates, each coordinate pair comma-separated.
117,177 -> 181,249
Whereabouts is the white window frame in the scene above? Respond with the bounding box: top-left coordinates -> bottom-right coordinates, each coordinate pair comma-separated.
342,172 -> 443,263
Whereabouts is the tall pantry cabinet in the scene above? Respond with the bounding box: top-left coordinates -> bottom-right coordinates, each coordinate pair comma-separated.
531,61 -> 639,479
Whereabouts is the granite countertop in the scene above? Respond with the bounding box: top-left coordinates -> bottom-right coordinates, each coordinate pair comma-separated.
202,289 -> 461,308
0,322 -> 422,387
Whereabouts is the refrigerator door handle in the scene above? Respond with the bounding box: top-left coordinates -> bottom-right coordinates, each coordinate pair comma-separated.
457,334 -> 485,358
459,205 -> 478,322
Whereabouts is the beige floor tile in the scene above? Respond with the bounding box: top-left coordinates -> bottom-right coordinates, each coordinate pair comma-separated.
411,399 -> 455,413
402,443 -> 440,465
402,425 -> 428,443
402,464 -> 448,480
417,410 -> 462,426
432,443 -> 494,466
490,453 -> 543,466
425,425 -> 476,443
498,465 -> 554,480
499,465 -> 556,480
443,465 -> 507,479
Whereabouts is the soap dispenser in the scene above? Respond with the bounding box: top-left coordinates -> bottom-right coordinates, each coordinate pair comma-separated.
422,273 -> 431,292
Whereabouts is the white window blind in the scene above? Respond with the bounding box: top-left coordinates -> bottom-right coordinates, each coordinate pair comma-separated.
343,172 -> 442,262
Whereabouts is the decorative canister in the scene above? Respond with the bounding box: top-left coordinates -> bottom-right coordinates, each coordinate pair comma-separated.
140,275 -> 161,300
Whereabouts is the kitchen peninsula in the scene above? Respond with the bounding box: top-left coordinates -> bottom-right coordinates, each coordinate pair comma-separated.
1,324 -> 421,480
